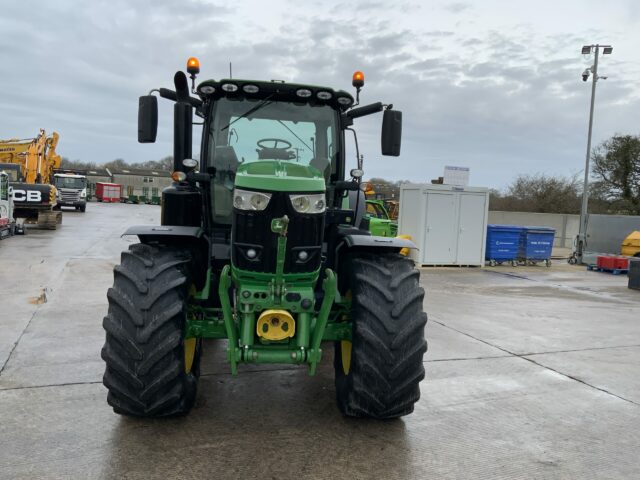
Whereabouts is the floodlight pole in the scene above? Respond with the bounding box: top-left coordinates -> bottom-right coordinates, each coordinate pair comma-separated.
575,45 -> 601,264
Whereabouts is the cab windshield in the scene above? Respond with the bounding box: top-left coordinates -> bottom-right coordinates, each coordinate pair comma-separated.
207,98 -> 339,224
54,176 -> 86,189
2,169 -> 18,182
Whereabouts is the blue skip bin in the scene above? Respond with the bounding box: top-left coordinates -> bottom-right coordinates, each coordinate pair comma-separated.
486,225 -> 524,266
519,226 -> 555,266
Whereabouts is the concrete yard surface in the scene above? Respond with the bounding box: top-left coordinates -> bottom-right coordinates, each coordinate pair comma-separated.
1,202 -> 639,479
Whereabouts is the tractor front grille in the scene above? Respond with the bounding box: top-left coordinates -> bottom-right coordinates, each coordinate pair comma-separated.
232,191 -> 324,274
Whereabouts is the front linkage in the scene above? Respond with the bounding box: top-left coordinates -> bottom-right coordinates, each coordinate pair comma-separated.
186,214 -> 343,375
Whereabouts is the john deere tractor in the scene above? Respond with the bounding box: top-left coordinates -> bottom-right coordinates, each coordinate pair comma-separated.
363,199 -> 397,237
102,59 -> 427,419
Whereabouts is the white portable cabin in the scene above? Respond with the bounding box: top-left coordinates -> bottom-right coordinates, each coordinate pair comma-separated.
398,183 -> 489,266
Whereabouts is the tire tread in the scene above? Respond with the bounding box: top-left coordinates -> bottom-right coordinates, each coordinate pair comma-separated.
101,243 -> 199,417
335,252 -> 427,419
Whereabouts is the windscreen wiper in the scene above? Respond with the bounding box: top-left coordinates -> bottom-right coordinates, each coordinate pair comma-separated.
221,95 -> 274,131
276,120 -> 314,155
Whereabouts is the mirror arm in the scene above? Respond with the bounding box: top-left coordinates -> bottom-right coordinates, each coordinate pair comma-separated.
346,127 -> 361,172
153,87 -> 203,108
346,102 -> 383,119
187,171 -> 211,183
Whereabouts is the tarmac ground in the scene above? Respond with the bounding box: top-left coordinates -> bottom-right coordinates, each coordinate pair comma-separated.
1,202 -> 639,479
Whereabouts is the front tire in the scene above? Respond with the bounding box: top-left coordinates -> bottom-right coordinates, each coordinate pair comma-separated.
335,252 -> 427,419
101,243 -> 201,417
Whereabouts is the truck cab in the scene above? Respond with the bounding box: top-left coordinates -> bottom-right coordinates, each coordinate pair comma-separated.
53,172 -> 87,212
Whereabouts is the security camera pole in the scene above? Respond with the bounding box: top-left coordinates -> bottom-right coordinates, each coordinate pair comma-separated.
572,44 -> 612,264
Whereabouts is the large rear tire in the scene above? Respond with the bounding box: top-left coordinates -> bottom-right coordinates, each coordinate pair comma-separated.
335,252 -> 427,419
101,243 -> 201,417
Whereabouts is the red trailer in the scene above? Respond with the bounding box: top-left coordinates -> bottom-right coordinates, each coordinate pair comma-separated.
96,182 -> 122,203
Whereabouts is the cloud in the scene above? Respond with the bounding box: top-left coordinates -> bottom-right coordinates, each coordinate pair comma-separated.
442,2 -> 471,14
0,0 -> 638,189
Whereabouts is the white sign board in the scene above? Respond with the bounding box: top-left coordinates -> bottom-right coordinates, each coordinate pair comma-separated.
443,166 -> 470,187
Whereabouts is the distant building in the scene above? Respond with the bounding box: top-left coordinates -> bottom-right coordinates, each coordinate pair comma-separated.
85,167 -> 172,202
110,168 -> 172,202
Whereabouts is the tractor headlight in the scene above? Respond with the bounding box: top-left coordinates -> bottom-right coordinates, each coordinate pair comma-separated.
233,188 -> 272,211
289,193 -> 326,214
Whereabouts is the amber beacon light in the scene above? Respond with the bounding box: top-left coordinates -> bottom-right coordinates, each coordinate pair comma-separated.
187,57 -> 200,75
352,71 -> 364,88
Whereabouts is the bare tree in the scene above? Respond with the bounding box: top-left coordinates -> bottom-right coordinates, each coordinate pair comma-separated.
490,174 -> 582,214
60,157 -> 98,170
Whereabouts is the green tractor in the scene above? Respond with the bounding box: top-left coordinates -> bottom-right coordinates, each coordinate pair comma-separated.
101,60 -> 427,419
363,199 -> 397,237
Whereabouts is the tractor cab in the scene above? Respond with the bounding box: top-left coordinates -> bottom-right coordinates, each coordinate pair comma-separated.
198,80 -> 347,225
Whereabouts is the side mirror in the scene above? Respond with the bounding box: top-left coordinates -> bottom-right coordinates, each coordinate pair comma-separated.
138,95 -> 158,143
381,109 -> 402,156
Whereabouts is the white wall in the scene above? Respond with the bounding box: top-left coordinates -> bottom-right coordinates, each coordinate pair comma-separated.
586,214 -> 640,255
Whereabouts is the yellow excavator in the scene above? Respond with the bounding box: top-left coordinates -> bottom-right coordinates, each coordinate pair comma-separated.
0,129 -> 62,229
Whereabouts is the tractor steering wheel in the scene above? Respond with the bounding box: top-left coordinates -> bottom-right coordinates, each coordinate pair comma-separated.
257,138 -> 292,150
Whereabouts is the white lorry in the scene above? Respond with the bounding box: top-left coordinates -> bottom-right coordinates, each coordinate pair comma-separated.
52,171 -> 87,212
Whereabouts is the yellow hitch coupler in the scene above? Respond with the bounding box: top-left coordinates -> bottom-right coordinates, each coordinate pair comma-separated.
256,309 -> 295,341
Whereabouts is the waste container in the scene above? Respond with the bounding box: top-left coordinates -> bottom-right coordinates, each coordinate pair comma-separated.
520,226 -> 555,267
629,259 -> 640,290
485,225 -> 523,266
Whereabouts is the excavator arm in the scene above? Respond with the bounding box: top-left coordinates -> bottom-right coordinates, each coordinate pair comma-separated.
42,132 -> 61,184
0,129 -> 61,184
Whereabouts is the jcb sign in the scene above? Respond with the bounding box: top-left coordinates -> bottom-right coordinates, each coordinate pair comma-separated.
11,188 -> 42,203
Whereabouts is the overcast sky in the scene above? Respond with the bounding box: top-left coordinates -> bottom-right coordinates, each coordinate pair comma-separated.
1,0 -> 638,188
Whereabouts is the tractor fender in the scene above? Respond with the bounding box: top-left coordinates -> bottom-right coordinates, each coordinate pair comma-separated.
122,225 -> 209,289
342,234 -> 416,251
122,225 -> 202,243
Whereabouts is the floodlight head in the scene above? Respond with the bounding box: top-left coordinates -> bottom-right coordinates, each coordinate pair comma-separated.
603,46 -> 613,54
581,45 -> 592,55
